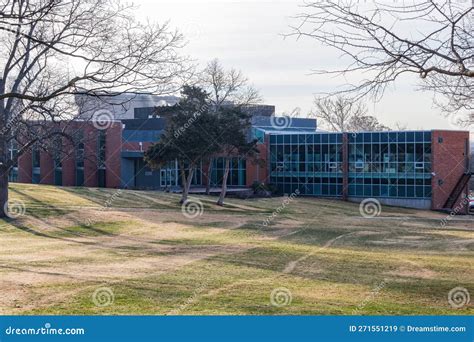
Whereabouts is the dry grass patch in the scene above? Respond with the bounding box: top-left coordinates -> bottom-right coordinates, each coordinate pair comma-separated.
1,183 -> 473,315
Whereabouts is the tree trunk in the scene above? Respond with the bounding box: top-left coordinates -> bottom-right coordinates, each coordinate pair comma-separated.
0,167 -> 8,218
217,158 -> 230,206
180,164 -> 194,204
205,160 -> 212,195
0,80 -> 8,218
179,161 -> 187,204
185,167 -> 194,198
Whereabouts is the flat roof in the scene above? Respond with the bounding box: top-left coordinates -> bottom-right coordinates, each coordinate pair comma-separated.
264,129 -> 470,135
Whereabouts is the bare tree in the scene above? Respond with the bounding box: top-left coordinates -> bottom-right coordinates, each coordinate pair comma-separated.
0,0 -> 189,217
200,58 -> 262,110
348,115 -> 390,132
199,58 -> 262,194
312,96 -> 391,131
292,0 -> 473,119
312,96 -> 367,131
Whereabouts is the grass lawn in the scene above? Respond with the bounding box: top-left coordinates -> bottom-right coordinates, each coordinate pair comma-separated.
0,183 -> 473,315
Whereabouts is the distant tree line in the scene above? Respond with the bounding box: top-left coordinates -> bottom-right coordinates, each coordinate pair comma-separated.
311,96 -> 407,132
291,0 -> 472,127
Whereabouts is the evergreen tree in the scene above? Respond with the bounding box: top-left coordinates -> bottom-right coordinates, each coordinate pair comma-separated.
214,107 -> 260,206
145,86 -> 219,204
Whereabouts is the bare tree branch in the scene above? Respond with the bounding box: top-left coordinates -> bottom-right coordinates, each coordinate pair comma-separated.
311,96 -> 390,131
199,58 -> 262,110
290,0 -> 473,118
0,0 -> 190,217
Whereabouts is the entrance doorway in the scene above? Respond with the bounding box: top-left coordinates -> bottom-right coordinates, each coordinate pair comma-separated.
160,168 -> 178,188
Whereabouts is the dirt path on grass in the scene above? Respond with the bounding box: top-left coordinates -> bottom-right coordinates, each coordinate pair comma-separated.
2,187 -> 473,314
0,208 -> 259,314
165,229 -> 360,313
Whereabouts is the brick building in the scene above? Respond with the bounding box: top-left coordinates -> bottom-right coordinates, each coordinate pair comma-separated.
10,121 -> 122,190
8,115 -> 471,213
264,129 -> 471,212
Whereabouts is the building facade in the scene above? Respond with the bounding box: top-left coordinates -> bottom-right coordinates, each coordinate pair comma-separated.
10,121 -> 122,189
266,130 -> 471,211
75,93 -> 181,121
8,114 -> 471,213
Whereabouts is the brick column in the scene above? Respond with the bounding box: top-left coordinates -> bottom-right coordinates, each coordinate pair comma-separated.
84,126 -> 98,187
246,136 -> 269,187
105,122 -> 122,188
62,137 -> 76,187
431,130 -> 470,213
39,151 -> 54,185
18,149 -> 33,183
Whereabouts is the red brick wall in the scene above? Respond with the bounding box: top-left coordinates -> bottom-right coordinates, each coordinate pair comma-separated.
246,137 -> 269,187
431,130 -> 470,212
39,152 -> 54,185
105,122 -> 122,188
83,125 -> 98,187
17,150 -> 32,183
14,121 -> 123,189
61,136 -> 76,187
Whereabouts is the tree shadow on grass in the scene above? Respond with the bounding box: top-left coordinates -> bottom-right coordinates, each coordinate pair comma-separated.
9,188 -> 70,218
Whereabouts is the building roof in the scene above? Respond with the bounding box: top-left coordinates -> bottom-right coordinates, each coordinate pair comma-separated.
251,116 -> 317,132
122,118 -> 167,131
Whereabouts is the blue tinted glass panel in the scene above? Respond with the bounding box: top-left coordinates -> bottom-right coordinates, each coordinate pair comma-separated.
424,132 -> 431,142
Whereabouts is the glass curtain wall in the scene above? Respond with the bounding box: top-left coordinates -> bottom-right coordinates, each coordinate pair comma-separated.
269,133 -> 344,196
211,158 -> 247,187
270,131 -> 432,199
347,132 -> 431,198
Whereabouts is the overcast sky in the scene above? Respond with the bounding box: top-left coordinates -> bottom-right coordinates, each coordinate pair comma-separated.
135,0 -> 468,131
